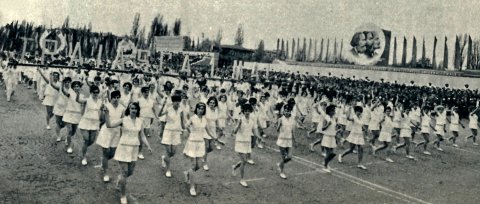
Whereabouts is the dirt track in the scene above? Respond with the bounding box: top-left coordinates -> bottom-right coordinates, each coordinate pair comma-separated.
1,84 -> 480,204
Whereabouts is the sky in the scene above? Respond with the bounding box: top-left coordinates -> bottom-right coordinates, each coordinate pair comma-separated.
0,0 -> 479,68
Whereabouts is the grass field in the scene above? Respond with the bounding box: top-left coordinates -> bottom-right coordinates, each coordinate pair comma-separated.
1,84 -> 480,204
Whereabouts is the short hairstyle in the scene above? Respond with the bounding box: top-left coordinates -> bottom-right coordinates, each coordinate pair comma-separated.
141,86 -> 149,93
71,81 -> 82,88
125,102 -> 141,117
171,94 -> 182,103
354,106 -> 364,113
207,96 -> 218,107
385,106 -> 392,112
123,82 -> 132,90
218,94 -> 227,101
110,90 -> 121,98
63,77 -> 72,83
194,102 -> 207,116
241,103 -> 253,113
89,85 -> 100,93
94,76 -> 102,81
326,105 -> 336,116
350,32 -> 365,47
248,97 -> 257,106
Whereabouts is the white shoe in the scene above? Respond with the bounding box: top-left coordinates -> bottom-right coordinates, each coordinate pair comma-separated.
435,147 -> 444,152
323,167 -> 331,173
138,153 -> 145,160
203,164 -> 209,171
357,165 -> 367,170
120,196 -> 127,204
103,175 -> 110,182
67,147 -> 73,154
257,143 -> 264,149
46,125 -> 51,130
280,173 -> 287,179
385,158 -> 394,163
338,155 -> 343,163
81,158 -> 88,166
423,151 -> 431,155
406,155 -> 415,160
452,144 -> 459,148
216,145 -> 222,150
247,159 -> 255,165
161,155 -> 166,168
56,137 -> 62,142
473,143 -> 479,146
321,152 -> 326,157
240,180 -> 248,187
190,187 -> 197,196
165,170 -> 172,178
232,165 -> 237,176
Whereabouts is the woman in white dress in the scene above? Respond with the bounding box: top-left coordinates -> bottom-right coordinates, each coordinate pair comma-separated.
321,105 -> 339,172
158,95 -> 184,178
38,68 -> 61,130
120,82 -> 132,107
415,107 -> 435,155
231,104 -> 261,187
338,105 -> 367,170
183,102 -> 216,196
137,86 -> 156,159
62,80 -> 84,154
96,90 -> 124,182
446,106 -> 464,147
393,108 -> 417,159
372,106 -> 395,162
106,102 -> 152,204
465,105 -> 479,145
77,85 -> 103,165
52,77 -> 72,142
276,104 -> 305,178
431,106 -> 447,151
202,96 -> 223,170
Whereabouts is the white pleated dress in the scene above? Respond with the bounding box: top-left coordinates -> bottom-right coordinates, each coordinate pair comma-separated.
78,97 -> 103,130
276,116 -> 296,148
321,115 -> 338,148
234,115 -> 257,154
161,107 -> 183,145
346,114 -> 365,145
113,117 -> 144,162
449,112 -> 460,132
379,116 -> 394,142
138,96 -> 156,128
62,90 -> 83,124
183,115 -> 207,158
469,114 -> 478,130
96,103 -> 125,148
205,108 -> 218,139
53,89 -> 68,116
42,82 -> 61,106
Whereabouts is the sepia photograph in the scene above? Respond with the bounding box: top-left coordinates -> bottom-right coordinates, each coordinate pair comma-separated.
1,0 -> 480,203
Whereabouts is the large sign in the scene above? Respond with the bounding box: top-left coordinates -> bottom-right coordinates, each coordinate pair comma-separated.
154,36 -> 186,52
345,23 -> 391,66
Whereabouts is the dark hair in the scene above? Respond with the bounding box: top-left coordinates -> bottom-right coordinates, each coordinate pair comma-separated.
385,106 -> 392,112
171,95 -> 182,103
249,97 -> 257,106
125,102 -> 140,117
110,90 -> 121,98
71,81 -> 82,88
94,76 -> 101,81
141,86 -> 149,93
326,105 -> 336,116
207,96 -> 218,107
241,104 -> 253,113
63,77 -> 72,83
123,82 -> 132,90
350,32 -> 365,47
90,85 -> 100,94
194,102 -> 207,116
264,92 -> 270,98
218,94 -> 227,101
283,104 -> 293,112
354,106 -> 363,113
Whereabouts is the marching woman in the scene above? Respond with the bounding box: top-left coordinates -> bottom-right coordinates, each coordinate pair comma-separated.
432,105 -> 447,151
52,77 -> 72,142
120,82 -> 132,107
77,85 -> 103,165
158,95 -> 184,178
183,102 -> 217,196
62,80 -> 84,154
203,96 -> 223,170
217,94 -> 230,142
106,102 -> 152,204
415,106 -> 435,155
275,104 -> 306,178
372,106 -> 395,162
3,62 -> 18,102
447,106 -> 464,147
465,105 -> 479,145
393,108 -> 417,159
231,103 -> 262,187
137,86 -> 157,160
321,104 -> 339,172
96,90 -> 125,182
38,68 -> 61,130
309,100 -> 327,152
338,105 -> 367,170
